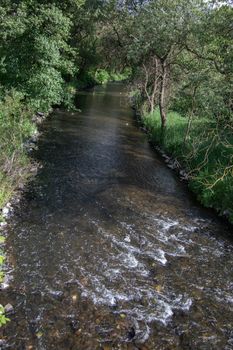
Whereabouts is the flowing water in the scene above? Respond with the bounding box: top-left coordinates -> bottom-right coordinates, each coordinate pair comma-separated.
1,83 -> 233,350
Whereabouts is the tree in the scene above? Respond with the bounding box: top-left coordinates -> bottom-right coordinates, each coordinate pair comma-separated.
110,0 -> 205,127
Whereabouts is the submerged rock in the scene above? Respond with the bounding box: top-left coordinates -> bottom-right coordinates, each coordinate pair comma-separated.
37,112 -> 44,117
1,274 -> 12,290
0,339 -> 7,348
49,290 -> 64,301
127,327 -> 136,340
70,319 -> 80,333
2,207 -> 9,216
2,203 -> 12,218
31,112 -> 46,125
4,303 -> 14,315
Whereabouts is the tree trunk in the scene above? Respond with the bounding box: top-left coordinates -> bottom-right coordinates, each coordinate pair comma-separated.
150,58 -> 159,114
159,60 -> 167,128
184,86 -> 197,143
142,63 -> 153,114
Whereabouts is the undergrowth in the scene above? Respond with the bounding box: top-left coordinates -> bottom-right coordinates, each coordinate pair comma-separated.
0,236 -> 9,327
143,109 -> 233,223
0,90 -> 37,210
76,68 -> 131,89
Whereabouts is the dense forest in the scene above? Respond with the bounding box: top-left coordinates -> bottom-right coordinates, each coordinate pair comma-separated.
0,0 -> 233,334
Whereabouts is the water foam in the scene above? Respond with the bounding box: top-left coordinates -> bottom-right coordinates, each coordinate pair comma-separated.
78,216 -> 195,336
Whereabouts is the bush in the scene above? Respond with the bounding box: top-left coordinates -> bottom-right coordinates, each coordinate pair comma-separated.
76,71 -> 97,90
95,69 -> 110,84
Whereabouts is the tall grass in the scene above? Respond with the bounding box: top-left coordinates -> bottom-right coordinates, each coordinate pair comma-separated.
0,90 -> 37,210
143,109 -> 233,222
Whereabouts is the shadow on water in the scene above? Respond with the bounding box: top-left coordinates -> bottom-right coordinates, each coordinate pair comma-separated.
1,83 -> 233,350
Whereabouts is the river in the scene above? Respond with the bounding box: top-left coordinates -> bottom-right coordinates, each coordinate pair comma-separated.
1,83 -> 233,349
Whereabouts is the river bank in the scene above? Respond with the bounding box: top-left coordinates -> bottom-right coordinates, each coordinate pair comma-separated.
134,107 -> 233,226
0,96 -> 45,325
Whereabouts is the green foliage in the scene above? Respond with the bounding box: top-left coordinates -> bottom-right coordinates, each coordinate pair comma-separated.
0,90 -> 36,209
76,71 -> 97,89
94,68 -> 129,84
0,304 -> 10,327
110,69 -> 131,81
95,69 -> 110,84
0,2 -> 76,112
0,254 -> 5,265
62,83 -> 78,110
143,110 -> 233,222
76,68 -> 130,89
0,233 -> 8,327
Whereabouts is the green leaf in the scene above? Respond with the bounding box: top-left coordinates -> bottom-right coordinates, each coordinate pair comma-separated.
0,236 -> 5,244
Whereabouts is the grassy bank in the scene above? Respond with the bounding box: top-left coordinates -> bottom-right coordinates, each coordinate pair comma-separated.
142,109 -> 233,223
0,91 -> 37,211
0,91 -> 38,326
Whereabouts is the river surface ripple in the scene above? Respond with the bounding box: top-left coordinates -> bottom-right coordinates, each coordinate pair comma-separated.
1,83 -> 233,350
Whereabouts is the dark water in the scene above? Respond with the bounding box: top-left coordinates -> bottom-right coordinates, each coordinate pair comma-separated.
1,83 -> 233,350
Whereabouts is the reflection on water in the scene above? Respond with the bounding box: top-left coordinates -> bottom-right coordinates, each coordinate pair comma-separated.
1,83 -> 233,349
